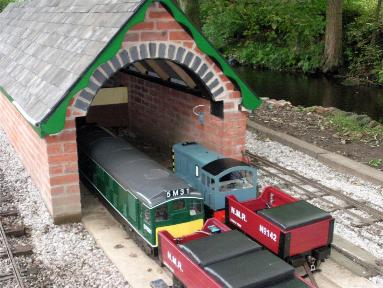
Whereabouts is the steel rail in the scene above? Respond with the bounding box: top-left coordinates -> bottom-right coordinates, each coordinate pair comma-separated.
0,220 -> 24,288
256,164 -> 371,225
245,151 -> 383,227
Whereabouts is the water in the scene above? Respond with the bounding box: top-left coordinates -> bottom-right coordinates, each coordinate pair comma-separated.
236,67 -> 383,123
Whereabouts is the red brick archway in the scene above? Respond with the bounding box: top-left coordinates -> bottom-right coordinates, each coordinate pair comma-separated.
0,2 -> 249,224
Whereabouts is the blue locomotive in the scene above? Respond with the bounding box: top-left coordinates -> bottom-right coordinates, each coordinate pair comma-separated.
172,142 -> 258,218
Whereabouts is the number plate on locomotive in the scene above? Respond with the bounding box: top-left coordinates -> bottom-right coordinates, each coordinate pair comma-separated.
165,188 -> 190,199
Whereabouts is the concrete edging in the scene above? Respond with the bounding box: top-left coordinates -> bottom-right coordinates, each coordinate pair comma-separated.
247,120 -> 383,187
332,235 -> 383,277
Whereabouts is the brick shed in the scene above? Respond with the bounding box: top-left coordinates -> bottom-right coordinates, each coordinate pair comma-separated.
0,0 -> 261,224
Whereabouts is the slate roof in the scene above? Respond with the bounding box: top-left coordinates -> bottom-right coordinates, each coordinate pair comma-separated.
0,0 -> 144,124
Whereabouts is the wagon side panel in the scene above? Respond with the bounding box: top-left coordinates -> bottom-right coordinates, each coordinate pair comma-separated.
226,196 -> 282,254
289,219 -> 332,256
159,231 -> 221,288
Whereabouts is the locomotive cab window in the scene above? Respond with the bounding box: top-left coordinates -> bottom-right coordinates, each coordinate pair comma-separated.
219,170 -> 253,192
208,178 -> 215,190
189,199 -> 202,216
173,199 -> 186,211
143,206 -> 151,224
155,204 -> 169,222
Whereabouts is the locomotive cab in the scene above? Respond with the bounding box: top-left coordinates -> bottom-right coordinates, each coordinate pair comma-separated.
173,142 -> 258,212
201,158 -> 257,210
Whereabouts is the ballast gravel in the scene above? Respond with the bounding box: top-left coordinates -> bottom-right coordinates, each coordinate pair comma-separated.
246,131 -> 383,285
0,129 -> 130,288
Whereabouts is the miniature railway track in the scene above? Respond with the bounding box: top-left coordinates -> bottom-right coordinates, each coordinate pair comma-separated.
0,218 -> 24,287
0,205 -> 32,288
244,151 -> 383,231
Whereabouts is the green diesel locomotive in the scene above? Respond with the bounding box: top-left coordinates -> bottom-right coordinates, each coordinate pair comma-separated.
77,126 -> 204,249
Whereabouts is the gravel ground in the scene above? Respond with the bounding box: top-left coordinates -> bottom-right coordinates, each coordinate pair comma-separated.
0,129 -> 130,288
246,131 -> 383,286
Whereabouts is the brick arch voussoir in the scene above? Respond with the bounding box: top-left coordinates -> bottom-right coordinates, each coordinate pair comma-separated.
120,42 -> 227,100
73,42 -> 227,115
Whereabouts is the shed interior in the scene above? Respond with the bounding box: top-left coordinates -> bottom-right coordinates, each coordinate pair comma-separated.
81,57 -> 226,158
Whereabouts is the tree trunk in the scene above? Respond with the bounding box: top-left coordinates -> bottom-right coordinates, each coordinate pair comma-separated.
173,0 -> 201,29
372,0 -> 383,44
322,0 -> 343,73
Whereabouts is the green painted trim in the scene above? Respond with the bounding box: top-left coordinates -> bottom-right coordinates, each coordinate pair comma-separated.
158,0 -> 261,109
1,0 -> 261,137
0,85 -> 13,102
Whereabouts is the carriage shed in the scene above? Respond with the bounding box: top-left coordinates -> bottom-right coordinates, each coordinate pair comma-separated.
0,0 -> 261,224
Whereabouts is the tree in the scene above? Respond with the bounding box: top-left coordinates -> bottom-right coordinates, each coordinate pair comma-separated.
173,0 -> 201,29
372,0 -> 383,44
322,0 -> 343,73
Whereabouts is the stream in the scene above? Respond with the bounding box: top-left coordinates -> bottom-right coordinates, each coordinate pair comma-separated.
236,67 -> 383,123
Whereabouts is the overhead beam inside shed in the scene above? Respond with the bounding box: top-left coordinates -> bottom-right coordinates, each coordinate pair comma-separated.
133,62 -> 148,75
165,60 -> 197,89
145,59 -> 169,81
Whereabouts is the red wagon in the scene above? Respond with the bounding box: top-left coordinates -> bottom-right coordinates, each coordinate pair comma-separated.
159,218 -> 314,288
225,186 -> 334,268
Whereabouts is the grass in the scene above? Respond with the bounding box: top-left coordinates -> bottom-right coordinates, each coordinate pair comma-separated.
327,112 -> 383,143
368,159 -> 382,168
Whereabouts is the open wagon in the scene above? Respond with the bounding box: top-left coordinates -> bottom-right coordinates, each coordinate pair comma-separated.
159,218 -> 314,288
225,186 -> 334,268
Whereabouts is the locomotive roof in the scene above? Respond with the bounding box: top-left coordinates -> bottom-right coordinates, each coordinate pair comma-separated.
78,126 -> 202,208
173,142 -> 221,167
202,158 -> 249,176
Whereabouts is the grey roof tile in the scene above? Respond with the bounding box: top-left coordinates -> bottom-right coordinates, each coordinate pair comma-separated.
0,0 -> 143,123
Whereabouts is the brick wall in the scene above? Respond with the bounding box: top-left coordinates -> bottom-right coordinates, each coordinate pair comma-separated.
87,103 -> 129,127
45,109 -> 81,224
114,73 -> 246,159
0,92 -> 81,224
0,92 -> 51,209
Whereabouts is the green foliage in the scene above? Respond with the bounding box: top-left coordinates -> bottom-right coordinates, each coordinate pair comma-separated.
378,69 -> 383,84
201,0 -> 326,72
201,0 -> 383,81
327,112 -> 383,142
368,158 -> 382,168
344,6 -> 383,83
0,0 -> 14,12
200,0 -> 246,49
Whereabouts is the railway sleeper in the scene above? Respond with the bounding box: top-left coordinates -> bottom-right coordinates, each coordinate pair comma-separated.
0,209 -> 18,217
353,219 -> 378,228
4,225 -> 25,237
0,197 -> 12,203
0,273 -> 14,282
0,267 -> 34,282
0,244 -> 33,258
